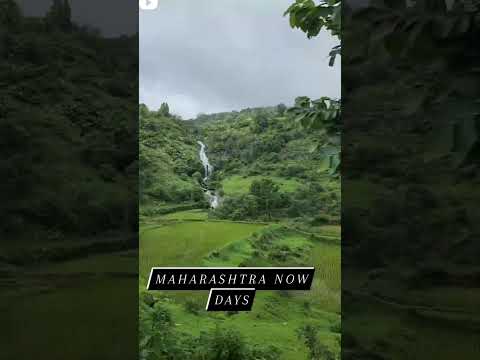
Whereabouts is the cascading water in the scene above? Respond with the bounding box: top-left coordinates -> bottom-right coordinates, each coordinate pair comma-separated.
197,141 -> 219,208
198,141 -> 212,182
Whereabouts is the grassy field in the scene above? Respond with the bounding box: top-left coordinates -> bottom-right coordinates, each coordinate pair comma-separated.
160,290 -> 339,360
2,251 -> 138,360
161,209 -> 209,220
139,214 -> 341,359
222,175 -> 301,196
139,220 -> 265,279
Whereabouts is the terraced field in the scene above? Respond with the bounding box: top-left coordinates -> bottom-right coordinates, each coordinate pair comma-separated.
139,211 -> 341,360
139,220 -> 264,278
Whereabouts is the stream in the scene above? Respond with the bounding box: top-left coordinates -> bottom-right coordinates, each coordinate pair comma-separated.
197,141 -> 219,208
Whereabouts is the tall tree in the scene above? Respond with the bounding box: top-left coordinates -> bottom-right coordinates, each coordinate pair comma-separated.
159,102 -> 170,116
0,0 -> 22,29
62,0 -> 72,30
297,325 -> 336,360
46,0 -> 72,31
250,178 -> 280,220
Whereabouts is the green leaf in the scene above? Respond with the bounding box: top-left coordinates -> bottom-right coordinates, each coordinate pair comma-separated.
289,12 -> 297,27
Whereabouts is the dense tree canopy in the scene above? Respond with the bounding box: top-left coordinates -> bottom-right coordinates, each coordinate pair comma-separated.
0,1 -> 138,237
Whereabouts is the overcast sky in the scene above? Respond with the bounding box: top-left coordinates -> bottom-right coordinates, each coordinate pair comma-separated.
140,0 -> 340,119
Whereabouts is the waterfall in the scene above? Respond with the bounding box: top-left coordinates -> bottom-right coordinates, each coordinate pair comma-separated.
197,141 -> 219,208
198,141 -> 213,182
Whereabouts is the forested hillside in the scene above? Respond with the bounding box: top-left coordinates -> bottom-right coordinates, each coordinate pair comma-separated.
342,2 -> 480,359
139,103 -> 205,212
139,102 -> 341,360
139,103 -> 340,225
198,105 -> 340,223
138,1 -> 342,358
1,0 -> 138,243
2,2 -> 138,359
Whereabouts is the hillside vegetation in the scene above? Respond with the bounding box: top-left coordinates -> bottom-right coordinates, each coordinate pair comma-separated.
197,106 -> 340,224
1,2 -> 138,359
139,103 -> 341,360
1,2 -> 138,241
139,103 -> 206,214
138,0 -> 342,357
140,103 -> 340,225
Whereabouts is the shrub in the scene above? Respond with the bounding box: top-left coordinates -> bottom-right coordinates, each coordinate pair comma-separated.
310,214 -> 331,226
297,324 -> 336,360
184,298 -> 202,315
193,327 -> 281,360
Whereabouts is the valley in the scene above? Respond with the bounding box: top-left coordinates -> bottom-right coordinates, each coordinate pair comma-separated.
139,103 -> 341,359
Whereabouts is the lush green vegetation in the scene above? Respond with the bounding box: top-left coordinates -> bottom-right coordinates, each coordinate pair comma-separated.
222,175 -> 301,196
140,104 -> 207,208
341,1 -> 480,359
196,105 -> 340,223
138,1 -> 341,358
1,0 -> 137,240
140,221 -> 340,360
161,209 -> 209,221
140,221 -> 265,275
139,102 -> 341,359
1,2 -> 137,358
140,101 -> 341,224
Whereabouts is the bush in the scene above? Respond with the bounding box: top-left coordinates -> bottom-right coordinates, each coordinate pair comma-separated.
184,298 -> 202,315
139,303 -> 179,360
310,214 -> 331,226
193,327 -> 281,360
213,194 -> 258,220
297,324 -> 337,360
280,164 -> 307,178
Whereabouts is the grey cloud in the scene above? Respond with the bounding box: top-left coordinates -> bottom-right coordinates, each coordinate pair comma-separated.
140,0 -> 340,119
18,0 -> 137,37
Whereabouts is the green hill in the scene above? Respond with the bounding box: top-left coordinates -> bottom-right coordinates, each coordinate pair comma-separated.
2,10 -> 138,241
139,104 -> 206,214
1,3 -> 138,359
140,103 -> 340,225
139,103 -> 341,360
195,105 -> 340,223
